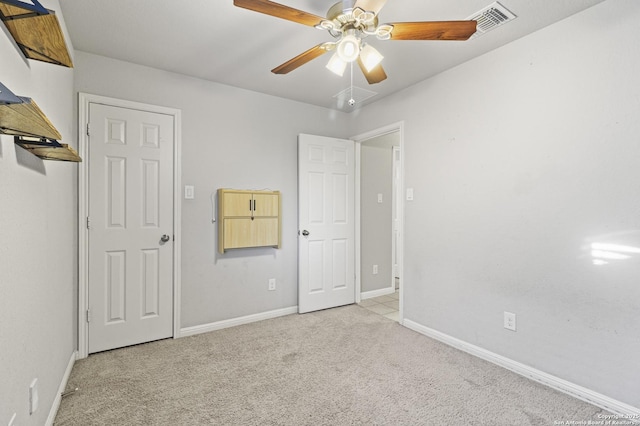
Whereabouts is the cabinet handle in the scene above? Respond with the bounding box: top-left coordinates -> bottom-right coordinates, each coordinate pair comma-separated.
253,200 -> 256,211
249,200 -> 252,211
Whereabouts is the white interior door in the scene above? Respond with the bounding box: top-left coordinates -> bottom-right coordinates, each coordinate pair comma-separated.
88,103 -> 174,353
298,134 -> 355,313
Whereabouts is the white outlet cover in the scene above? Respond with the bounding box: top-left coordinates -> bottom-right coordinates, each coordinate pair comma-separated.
377,193 -> 383,203
504,311 -> 517,331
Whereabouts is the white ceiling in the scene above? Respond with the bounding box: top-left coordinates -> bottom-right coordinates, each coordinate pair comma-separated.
58,0 -> 605,112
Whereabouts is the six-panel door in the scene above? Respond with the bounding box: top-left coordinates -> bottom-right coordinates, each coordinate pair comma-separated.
88,103 -> 174,354
298,134 -> 355,313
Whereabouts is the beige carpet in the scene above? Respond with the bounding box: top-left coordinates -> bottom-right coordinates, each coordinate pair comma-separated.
55,305 -> 607,425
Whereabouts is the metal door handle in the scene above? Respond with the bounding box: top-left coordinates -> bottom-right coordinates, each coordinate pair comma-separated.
161,234 -> 171,243
301,230 -> 310,237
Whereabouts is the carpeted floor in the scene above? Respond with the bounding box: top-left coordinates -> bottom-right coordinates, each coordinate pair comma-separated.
55,305 -> 608,425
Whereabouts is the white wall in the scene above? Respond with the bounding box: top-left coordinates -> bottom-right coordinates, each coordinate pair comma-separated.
360,137 -> 395,293
354,0 -> 640,408
0,1 -> 76,424
73,52 -> 352,328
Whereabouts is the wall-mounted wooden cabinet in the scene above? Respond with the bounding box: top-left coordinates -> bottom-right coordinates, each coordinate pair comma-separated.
218,189 -> 281,253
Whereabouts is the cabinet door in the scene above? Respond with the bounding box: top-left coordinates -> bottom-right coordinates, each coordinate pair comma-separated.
222,192 -> 253,217
253,193 -> 279,217
253,217 -> 279,247
223,218 -> 253,249
224,218 -> 278,249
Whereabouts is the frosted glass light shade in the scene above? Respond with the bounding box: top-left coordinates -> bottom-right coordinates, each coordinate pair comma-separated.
326,53 -> 347,76
336,34 -> 360,63
360,44 -> 384,72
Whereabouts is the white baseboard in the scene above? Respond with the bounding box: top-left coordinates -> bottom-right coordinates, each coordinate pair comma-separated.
403,319 -> 640,421
45,350 -> 77,426
361,286 -> 395,300
178,306 -> 298,338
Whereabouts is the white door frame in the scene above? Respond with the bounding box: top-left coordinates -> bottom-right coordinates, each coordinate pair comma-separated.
352,121 -> 404,323
392,145 -> 401,282
77,93 -> 182,359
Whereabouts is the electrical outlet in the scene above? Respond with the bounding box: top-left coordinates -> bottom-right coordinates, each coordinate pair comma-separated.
29,378 -> 38,415
504,311 -> 516,331
372,265 -> 378,275
268,278 -> 276,291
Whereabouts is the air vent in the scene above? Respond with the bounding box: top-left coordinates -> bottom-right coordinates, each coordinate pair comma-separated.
333,86 -> 377,110
467,2 -> 517,39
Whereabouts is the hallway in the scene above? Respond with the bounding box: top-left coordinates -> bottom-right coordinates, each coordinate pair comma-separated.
359,290 -> 399,322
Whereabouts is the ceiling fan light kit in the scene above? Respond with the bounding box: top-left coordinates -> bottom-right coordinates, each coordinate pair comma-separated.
233,0 -> 477,86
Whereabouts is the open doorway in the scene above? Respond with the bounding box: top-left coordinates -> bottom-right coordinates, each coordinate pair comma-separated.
353,123 -> 404,323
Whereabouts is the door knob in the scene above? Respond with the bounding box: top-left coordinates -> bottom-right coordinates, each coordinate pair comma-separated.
161,234 -> 171,243
301,230 -> 310,237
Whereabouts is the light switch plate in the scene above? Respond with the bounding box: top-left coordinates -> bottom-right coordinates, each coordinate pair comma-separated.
406,188 -> 414,201
377,193 -> 383,203
184,185 -> 194,199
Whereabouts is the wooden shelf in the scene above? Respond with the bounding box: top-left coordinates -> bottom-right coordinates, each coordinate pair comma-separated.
1,81 -> 82,162
15,138 -> 81,162
0,1 -> 73,67
0,96 -> 62,140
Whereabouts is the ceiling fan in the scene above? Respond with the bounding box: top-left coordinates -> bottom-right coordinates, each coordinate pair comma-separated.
233,0 -> 477,84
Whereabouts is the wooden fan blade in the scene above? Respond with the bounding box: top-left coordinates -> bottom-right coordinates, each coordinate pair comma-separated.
272,43 -> 332,74
353,0 -> 387,15
233,0 -> 324,27
357,57 -> 387,84
389,21 -> 477,41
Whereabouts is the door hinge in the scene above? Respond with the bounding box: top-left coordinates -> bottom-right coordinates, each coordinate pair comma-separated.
86,216 -> 91,229
86,123 -> 90,136
86,309 -> 91,323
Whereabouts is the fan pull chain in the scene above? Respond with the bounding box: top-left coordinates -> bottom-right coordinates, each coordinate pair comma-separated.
349,61 -> 355,107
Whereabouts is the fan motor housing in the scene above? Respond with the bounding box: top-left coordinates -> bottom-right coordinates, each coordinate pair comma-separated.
326,1 -> 378,30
